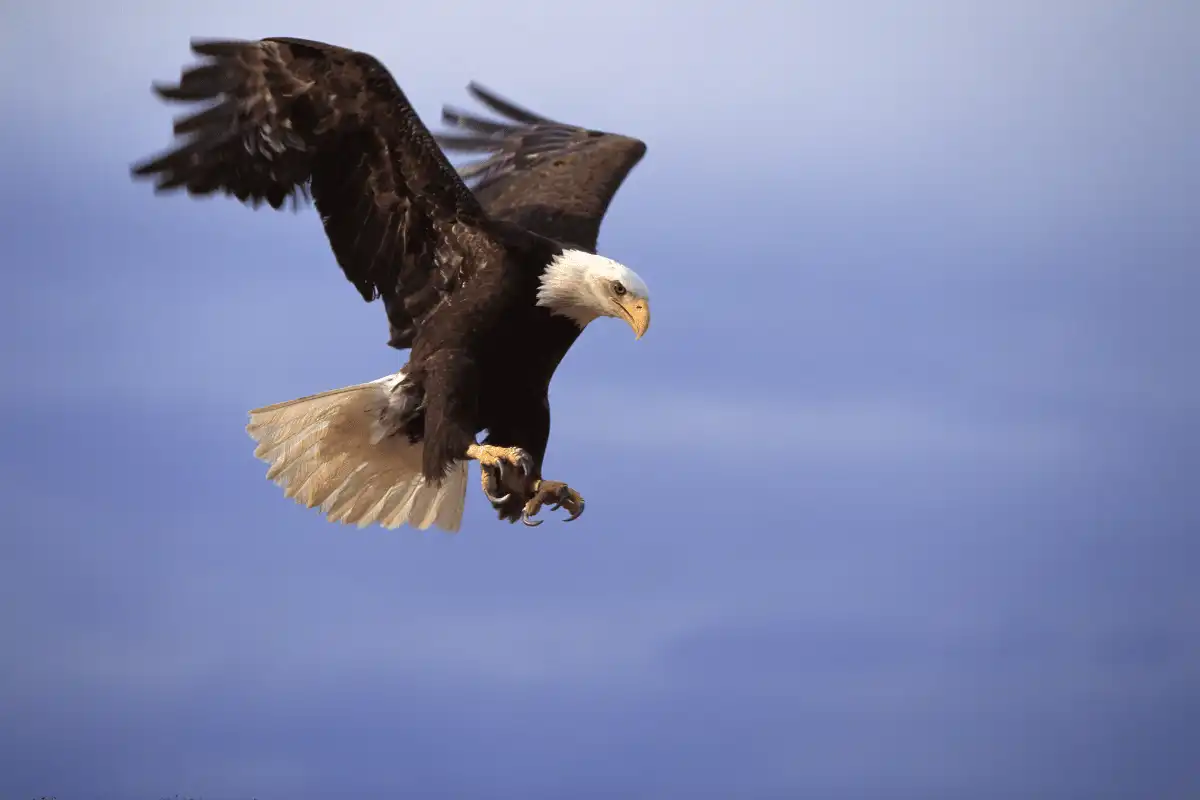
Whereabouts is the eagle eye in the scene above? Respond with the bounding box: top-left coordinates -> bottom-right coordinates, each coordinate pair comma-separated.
612,281 -> 627,297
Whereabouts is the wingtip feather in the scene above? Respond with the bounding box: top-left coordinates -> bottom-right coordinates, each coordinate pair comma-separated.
464,82 -> 550,125
189,37 -> 255,57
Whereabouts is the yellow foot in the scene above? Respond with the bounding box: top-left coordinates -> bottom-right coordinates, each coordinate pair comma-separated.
520,480 -> 586,527
467,444 -> 533,505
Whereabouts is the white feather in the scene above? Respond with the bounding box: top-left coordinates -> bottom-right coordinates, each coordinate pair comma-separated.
536,249 -> 651,328
245,372 -> 467,532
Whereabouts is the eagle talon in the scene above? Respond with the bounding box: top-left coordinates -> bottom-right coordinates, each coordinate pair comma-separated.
564,497 -> 585,522
480,464 -> 512,506
468,444 -> 534,495
523,480 -> 585,525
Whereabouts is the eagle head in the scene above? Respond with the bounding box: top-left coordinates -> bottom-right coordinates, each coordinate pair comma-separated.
537,249 -> 651,339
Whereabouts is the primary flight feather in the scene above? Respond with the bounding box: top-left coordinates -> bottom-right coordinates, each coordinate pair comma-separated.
132,37 -> 651,531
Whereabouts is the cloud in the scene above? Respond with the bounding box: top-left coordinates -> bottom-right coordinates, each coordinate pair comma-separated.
5,0 -> 1195,214
12,600 -> 691,697
557,385 -> 1080,467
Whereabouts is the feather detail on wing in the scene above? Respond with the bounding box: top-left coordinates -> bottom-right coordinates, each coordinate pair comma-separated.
132,37 -> 503,345
434,83 -> 647,251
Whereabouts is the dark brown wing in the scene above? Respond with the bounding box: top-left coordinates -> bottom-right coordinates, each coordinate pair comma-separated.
132,37 -> 502,346
433,83 -> 647,251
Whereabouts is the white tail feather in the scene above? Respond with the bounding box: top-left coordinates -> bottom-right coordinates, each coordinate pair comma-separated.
245,372 -> 467,532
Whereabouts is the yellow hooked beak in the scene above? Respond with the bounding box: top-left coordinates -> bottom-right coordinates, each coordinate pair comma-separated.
617,297 -> 651,339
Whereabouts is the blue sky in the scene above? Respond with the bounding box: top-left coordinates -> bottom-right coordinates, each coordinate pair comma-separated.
2,1 -> 1198,798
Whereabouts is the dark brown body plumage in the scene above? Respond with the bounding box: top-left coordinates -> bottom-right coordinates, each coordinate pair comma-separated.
132,37 -> 646,521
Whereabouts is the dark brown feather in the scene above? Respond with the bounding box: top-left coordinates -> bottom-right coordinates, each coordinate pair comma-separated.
131,36 -> 501,341
434,83 -> 647,251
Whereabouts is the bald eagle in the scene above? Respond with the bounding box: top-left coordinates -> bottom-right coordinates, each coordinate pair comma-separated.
131,37 -> 650,531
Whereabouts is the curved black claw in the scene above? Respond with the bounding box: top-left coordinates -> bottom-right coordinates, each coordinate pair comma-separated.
564,497 -> 585,522
481,465 -> 510,506
521,511 -> 543,527
523,480 -> 585,526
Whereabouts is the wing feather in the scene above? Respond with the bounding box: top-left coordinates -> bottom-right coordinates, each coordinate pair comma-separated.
132,37 -> 500,345
434,83 -> 647,251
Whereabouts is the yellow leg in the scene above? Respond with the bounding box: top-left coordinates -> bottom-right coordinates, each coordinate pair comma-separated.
466,443 -> 533,477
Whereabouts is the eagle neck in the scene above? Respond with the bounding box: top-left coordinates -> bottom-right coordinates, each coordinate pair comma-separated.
535,249 -> 603,330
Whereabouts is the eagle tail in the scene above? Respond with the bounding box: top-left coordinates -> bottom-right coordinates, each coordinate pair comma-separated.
245,374 -> 467,532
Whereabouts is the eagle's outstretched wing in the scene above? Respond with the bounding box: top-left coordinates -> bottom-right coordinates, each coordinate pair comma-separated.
132,37 -> 501,346
434,83 -> 647,252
